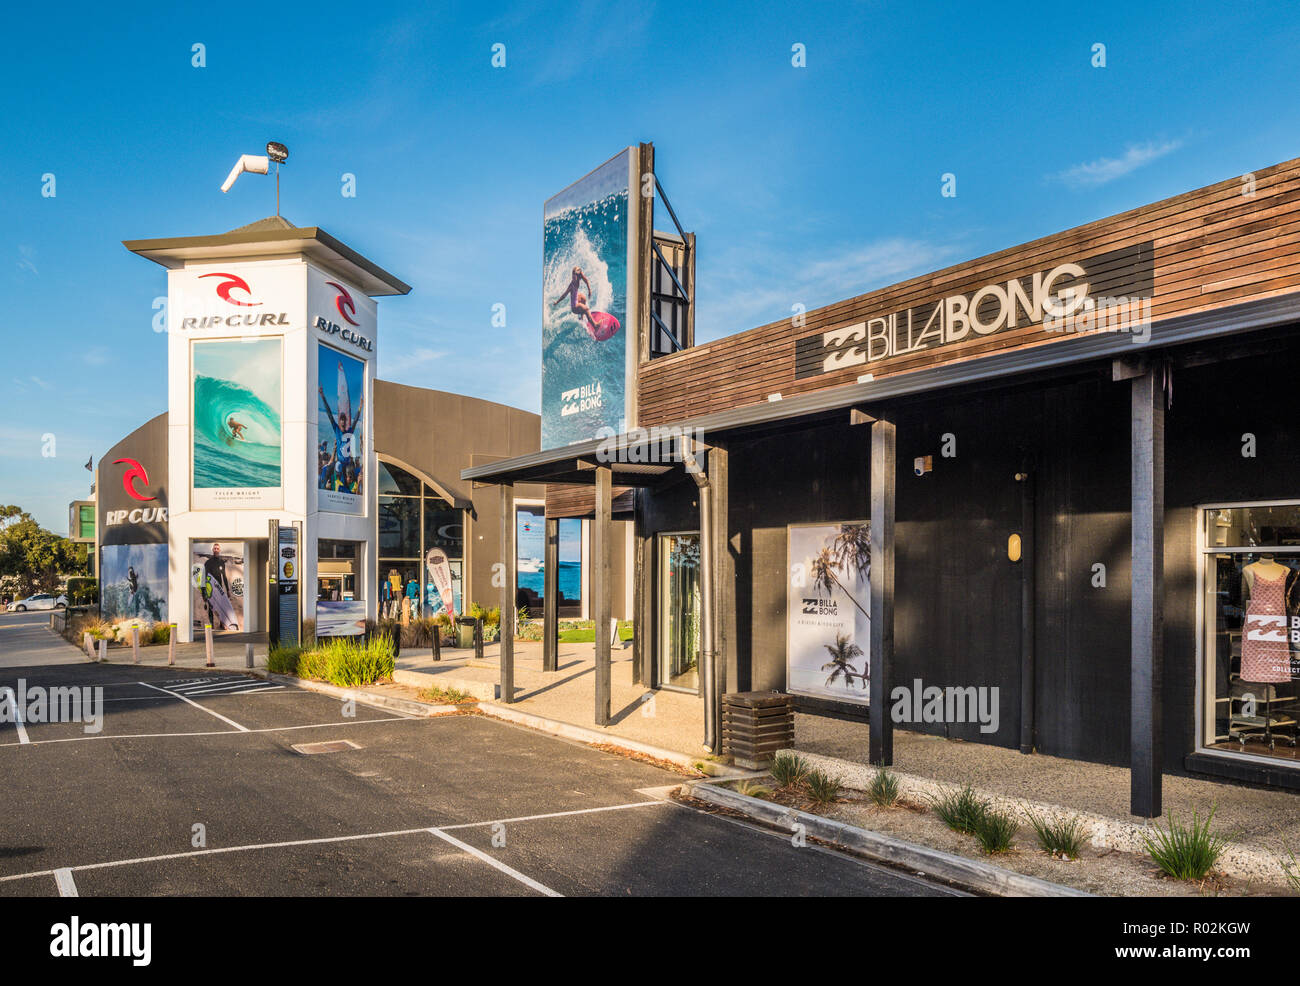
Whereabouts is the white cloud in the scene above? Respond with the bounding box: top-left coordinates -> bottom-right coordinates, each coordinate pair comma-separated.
1049,140 -> 1183,189
696,236 -> 961,342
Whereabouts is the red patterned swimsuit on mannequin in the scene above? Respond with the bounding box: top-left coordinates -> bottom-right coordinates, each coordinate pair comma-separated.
1242,555 -> 1292,683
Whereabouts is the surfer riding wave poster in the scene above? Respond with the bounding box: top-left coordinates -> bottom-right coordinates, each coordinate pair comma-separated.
317,343 -> 366,513
542,148 -> 633,448
191,338 -> 283,509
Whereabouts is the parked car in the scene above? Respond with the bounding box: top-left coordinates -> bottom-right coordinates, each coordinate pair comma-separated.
7,593 -> 68,612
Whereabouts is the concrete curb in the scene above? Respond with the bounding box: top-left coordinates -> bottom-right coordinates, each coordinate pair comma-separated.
474,701 -> 743,777
264,673 -> 464,718
789,749 -> 1293,888
685,779 -> 1093,897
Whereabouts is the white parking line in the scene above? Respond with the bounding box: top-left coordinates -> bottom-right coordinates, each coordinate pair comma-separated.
437,800 -> 671,831
0,687 -> 30,745
0,715 -> 416,748
0,800 -> 671,885
170,681 -> 274,697
53,868 -> 78,897
137,681 -> 248,731
428,827 -> 561,897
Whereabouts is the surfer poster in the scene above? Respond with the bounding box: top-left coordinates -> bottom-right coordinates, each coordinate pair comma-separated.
542,148 -> 637,448
191,541 -> 246,632
317,343 -> 366,514
786,522 -> 871,705
100,543 -> 168,624
191,338 -> 283,509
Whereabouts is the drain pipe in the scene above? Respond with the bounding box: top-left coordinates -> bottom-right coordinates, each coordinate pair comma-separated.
681,437 -> 717,753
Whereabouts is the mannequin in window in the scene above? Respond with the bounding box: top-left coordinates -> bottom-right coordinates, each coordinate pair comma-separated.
1242,555 -> 1292,683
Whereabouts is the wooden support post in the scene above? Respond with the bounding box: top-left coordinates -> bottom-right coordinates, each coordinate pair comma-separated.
204,625 -> 214,668
869,414 -> 896,766
711,444 -> 737,698
245,643 -> 254,669
543,515 -> 559,673
594,465 -> 612,726
1018,463 -> 1036,754
500,483 -> 515,704
635,489 -> 654,687
1131,368 -> 1165,818
168,625 -> 176,666
132,625 -> 140,664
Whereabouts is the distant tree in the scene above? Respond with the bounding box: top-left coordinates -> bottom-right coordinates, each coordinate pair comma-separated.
0,505 -> 89,597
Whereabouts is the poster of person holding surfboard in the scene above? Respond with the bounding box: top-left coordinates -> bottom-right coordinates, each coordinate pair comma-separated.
541,148 -> 635,448
317,343 -> 366,513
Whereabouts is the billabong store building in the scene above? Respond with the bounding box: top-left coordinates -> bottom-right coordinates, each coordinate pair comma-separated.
471,153 -> 1300,816
100,217 -> 632,647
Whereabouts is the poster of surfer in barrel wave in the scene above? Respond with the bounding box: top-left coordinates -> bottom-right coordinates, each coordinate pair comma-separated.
191,338 -> 282,509
317,343 -> 366,513
541,148 -> 636,448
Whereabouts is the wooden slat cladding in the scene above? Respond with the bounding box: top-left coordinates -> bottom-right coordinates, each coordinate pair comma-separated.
545,484 -> 634,519
638,159 -> 1300,425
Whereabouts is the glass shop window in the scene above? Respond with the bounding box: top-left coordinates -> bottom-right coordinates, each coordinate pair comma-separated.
1202,504 -> 1300,763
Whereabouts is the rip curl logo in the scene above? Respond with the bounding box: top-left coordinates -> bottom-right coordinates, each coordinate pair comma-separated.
199,271 -> 261,307
112,457 -> 156,502
327,280 -> 360,326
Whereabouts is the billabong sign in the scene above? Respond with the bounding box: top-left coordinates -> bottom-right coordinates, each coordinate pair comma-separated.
794,241 -> 1154,379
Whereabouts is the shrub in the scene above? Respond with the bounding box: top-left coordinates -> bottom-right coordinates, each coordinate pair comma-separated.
805,768 -> 843,807
1027,810 -> 1087,859
85,619 -> 117,642
974,808 -> 1019,854
267,644 -> 305,675
149,624 -> 172,645
268,636 -> 394,687
770,751 -> 810,788
867,768 -> 901,807
1281,843 -> 1300,891
418,684 -> 474,704
1143,806 -> 1227,881
736,779 -> 773,800
930,784 -> 990,835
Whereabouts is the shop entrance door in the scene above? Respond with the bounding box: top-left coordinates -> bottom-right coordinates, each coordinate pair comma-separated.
657,532 -> 701,692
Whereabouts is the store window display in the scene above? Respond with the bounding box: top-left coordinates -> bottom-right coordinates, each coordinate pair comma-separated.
1204,505 -> 1300,759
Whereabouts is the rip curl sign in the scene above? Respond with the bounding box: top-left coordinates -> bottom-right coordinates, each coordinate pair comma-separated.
113,457 -> 156,502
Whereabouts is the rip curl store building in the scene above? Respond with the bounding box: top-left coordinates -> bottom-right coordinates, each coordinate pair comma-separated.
109,217 -> 547,644
469,155 -> 1300,816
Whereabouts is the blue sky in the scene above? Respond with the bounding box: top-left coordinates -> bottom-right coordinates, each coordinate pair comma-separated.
4,0 -> 1300,531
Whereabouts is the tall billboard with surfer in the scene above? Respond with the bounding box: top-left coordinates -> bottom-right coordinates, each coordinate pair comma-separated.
542,148 -> 638,448
191,338 -> 283,509
317,343 -> 366,513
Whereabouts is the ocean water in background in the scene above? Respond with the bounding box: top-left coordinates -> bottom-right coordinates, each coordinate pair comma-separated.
517,561 -> 582,603
541,177 -> 629,448
193,374 -> 282,488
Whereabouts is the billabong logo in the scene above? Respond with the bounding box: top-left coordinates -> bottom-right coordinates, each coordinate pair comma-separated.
199,271 -> 261,307
112,458 -> 156,502
327,281 -> 359,326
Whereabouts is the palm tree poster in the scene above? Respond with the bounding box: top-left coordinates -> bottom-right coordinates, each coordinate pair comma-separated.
786,522 -> 871,704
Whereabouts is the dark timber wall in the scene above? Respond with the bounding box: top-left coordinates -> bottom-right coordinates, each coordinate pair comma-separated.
638,334 -> 1300,773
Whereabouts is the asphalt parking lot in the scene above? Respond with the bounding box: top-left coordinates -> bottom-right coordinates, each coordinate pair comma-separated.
0,638 -> 959,897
